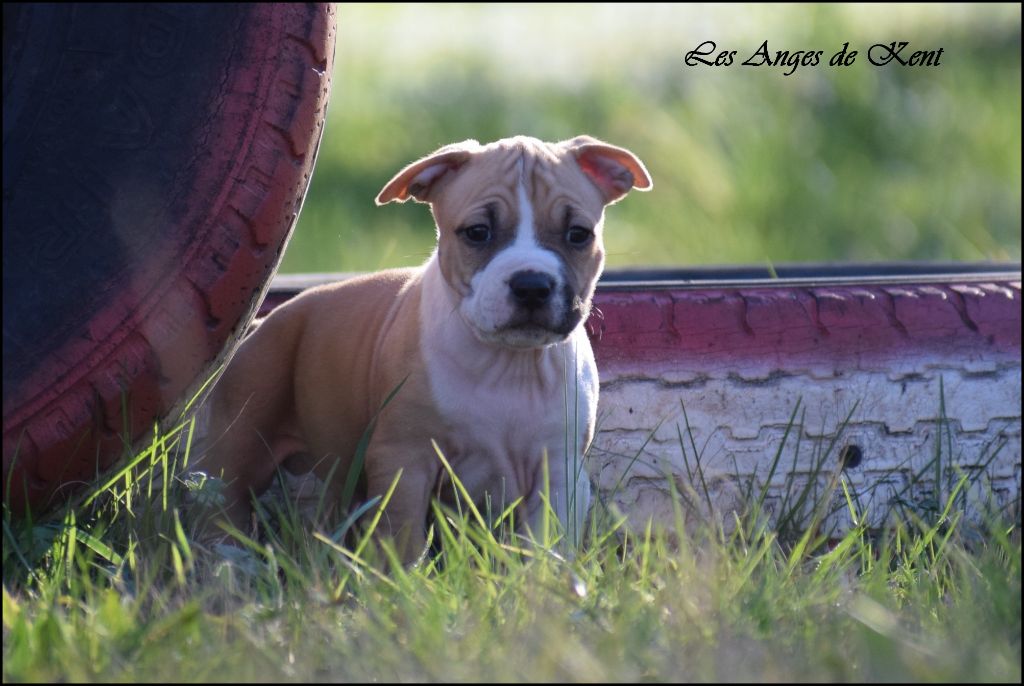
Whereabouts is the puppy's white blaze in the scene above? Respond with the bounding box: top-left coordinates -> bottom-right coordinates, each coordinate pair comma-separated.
513,178 -> 538,248
491,177 -> 559,280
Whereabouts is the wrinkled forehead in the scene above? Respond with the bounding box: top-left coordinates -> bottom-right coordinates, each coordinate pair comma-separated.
432,139 -> 606,223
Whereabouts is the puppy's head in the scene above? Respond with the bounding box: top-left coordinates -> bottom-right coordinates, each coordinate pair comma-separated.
377,135 -> 652,348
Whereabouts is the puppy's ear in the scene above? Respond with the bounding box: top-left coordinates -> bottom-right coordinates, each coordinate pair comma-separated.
563,135 -> 652,205
375,140 -> 481,205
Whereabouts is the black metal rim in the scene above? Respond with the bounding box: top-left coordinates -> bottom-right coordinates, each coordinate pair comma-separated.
270,262 -> 1022,294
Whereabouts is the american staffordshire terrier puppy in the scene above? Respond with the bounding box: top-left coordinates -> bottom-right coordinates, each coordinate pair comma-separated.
198,135 -> 651,562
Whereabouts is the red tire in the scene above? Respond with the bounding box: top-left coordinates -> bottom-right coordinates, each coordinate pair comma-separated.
266,266 -> 1021,533
2,3 -> 336,514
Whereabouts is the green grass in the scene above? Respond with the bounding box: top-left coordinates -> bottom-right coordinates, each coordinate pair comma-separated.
281,4 -> 1021,274
3,400 -> 1020,682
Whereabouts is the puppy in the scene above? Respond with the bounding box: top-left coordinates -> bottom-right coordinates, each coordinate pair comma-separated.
198,135 -> 651,561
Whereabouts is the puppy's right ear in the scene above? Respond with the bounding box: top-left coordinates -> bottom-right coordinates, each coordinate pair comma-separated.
375,140 -> 480,205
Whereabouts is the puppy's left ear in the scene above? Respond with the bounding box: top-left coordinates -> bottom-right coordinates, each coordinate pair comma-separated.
563,135 -> 653,205
375,139 -> 481,205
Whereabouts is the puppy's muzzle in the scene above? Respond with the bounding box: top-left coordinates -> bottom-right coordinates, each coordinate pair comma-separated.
509,270 -> 556,311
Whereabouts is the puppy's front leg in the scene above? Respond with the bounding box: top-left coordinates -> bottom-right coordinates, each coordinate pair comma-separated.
525,452 -> 592,549
362,441 -> 438,565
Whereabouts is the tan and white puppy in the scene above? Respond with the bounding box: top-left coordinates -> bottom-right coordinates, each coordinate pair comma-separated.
199,135 -> 651,562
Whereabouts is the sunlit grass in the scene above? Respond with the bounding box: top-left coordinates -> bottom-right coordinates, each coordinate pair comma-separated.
3,389 -> 1020,682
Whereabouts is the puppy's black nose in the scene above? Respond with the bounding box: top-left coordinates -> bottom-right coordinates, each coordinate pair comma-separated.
509,271 -> 555,310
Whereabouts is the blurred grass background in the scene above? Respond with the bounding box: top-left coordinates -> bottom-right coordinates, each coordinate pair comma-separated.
281,3 -> 1021,274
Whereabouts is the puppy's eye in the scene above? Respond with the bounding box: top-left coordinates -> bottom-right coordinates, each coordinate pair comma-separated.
460,224 -> 492,246
565,226 -> 593,247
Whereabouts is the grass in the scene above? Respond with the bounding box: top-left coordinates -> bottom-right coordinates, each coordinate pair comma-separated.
281,4 -> 1021,274
3,392 -> 1020,682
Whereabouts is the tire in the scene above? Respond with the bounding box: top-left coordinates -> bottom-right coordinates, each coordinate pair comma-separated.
2,3 -> 337,514
591,267 -> 1021,534
266,266 -> 1022,534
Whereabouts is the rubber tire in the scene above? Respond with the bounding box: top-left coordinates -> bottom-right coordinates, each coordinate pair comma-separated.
2,3 -> 336,514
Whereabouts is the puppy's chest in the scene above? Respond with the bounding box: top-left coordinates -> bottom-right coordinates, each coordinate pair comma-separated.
424,350 -> 590,495
430,360 -> 571,459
